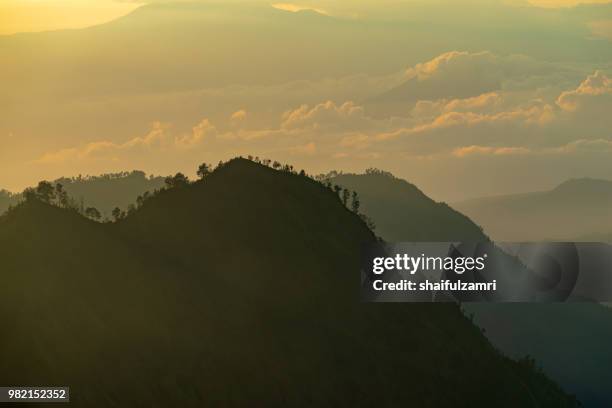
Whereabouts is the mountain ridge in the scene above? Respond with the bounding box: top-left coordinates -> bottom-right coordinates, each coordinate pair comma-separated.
337,170 -> 612,407
454,177 -> 612,241
0,158 -> 575,406
331,170 -> 488,242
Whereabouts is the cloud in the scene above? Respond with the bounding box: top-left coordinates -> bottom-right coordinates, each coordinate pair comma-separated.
527,0 -> 612,7
372,50 -> 584,111
452,138 -> 612,158
374,101 -> 554,153
588,19 -> 612,40
406,51 -> 499,82
287,141 -> 317,155
27,51 -> 612,201
175,119 -> 217,148
36,122 -> 171,164
230,110 -> 248,121
33,67 -> 603,172
556,70 -> 612,112
411,92 -> 503,118
551,138 -> 612,153
281,101 -> 386,132
271,3 -> 329,15
406,51 -> 556,96
452,145 -> 531,157
35,120 -> 215,163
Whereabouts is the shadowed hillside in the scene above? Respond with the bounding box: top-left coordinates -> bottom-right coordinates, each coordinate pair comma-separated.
468,302 -> 612,407
340,169 -> 612,406
331,170 -> 487,242
454,178 -> 612,241
0,158 -> 575,407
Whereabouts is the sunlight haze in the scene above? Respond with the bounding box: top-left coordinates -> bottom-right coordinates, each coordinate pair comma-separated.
0,0 -> 142,35
1,0 -> 611,201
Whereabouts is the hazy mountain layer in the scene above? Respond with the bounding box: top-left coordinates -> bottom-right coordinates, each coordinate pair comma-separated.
0,171 -> 165,217
454,178 -> 612,241
331,171 -> 487,242
0,190 -> 18,215
340,170 -> 612,406
0,159 -> 574,406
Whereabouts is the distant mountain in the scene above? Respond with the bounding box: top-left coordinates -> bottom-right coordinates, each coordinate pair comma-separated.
0,171 -> 165,217
579,231 -> 612,242
339,170 -> 612,406
454,178 -> 612,241
365,70 -> 500,116
0,2 -> 413,101
0,189 -> 18,215
54,171 -> 166,217
0,159 -> 574,406
330,170 -> 488,242
2,2 -> 608,107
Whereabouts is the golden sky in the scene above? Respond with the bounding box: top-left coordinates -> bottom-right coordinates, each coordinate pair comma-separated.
1,0 -> 610,200
0,0 -> 142,35
1,0 -> 611,35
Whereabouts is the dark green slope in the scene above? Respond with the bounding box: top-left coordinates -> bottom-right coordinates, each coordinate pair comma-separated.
0,159 -> 573,406
339,170 -> 610,407
0,201 -> 191,405
331,172 -> 487,242
467,302 -> 612,407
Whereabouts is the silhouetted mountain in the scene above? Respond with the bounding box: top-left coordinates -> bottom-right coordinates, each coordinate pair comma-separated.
340,170 -> 612,406
331,170 -> 487,242
454,178 -> 612,241
0,159 -> 574,407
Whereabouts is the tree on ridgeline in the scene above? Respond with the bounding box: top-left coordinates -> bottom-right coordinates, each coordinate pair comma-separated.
342,188 -> 350,206
85,207 -> 102,221
333,185 -> 342,199
55,183 -> 69,207
22,188 -> 37,203
165,173 -> 190,189
136,191 -> 151,208
360,213 -> 376,231
351,191 -> 360,213
35,181 -> 55,203
111,207 -> 125,222
197,163 -> 211,179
